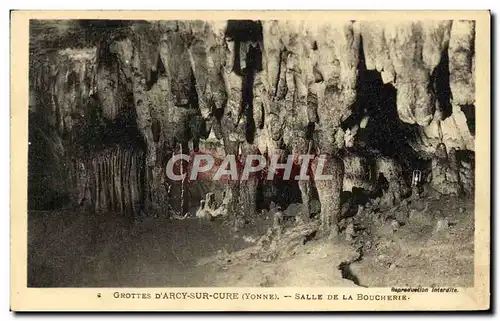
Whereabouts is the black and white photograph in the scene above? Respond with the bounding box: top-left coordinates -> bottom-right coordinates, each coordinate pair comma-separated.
10,11 -> 490,311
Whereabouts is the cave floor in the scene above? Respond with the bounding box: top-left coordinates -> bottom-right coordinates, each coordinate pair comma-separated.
27,194 -> 474,288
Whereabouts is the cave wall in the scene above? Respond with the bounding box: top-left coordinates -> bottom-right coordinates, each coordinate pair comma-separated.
28,19 -> 476,216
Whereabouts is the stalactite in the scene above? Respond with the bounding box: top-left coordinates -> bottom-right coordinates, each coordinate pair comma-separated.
29,19 -> 477,221
75,146 -> 145,216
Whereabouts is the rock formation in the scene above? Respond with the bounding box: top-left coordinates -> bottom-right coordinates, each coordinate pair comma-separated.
28,19 -> 476,230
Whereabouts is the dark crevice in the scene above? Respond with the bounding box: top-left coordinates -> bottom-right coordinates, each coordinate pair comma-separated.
312,40 -> 318,51
338,262 -> 361,286
432,50 -> 453,119
456,149 -> 475,168
269,150 -> 303,209
338,249 -> 365,287
373,173 -> 389,199
305,122 -> 315,141
213,107 -> 224,122
307,93 -> 319,124
232,41 -> 242,75
259,103 -> 265,129
188,72 -> 200,110
303,230 -> 317,245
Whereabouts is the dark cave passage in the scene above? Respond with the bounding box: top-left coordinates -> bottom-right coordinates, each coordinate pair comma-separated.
342,37 -> 430,186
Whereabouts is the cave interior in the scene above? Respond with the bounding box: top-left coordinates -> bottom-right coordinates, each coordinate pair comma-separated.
28,18 -> 475,222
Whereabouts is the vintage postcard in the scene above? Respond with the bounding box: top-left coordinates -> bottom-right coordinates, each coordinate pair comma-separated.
11,10 -> 490,311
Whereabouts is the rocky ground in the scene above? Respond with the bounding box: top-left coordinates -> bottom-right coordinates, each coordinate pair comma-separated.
348,190 -> 474,287
28,190 -> 474,288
